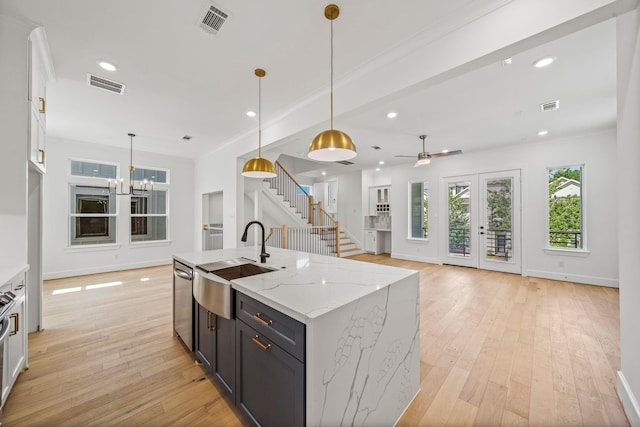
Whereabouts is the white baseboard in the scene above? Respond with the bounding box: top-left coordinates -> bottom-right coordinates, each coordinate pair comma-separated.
618,371 -> 640,427
390,252 -> 441,265
526,269 -> 618,287
43,259 -> 172,280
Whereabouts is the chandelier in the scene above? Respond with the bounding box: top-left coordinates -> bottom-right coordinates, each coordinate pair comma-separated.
107,133 -> 152,195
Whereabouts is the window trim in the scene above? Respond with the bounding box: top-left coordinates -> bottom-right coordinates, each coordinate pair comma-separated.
68,184 -> 119,247
131,164 -> 171,185
68,157 -> 120,181
545,163 -> 586,252
407,180 -> 429,241
129,189 -> 170,243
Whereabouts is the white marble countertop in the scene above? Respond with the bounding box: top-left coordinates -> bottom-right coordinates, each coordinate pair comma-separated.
0,264 -> 29,287
174,247 -> 418,324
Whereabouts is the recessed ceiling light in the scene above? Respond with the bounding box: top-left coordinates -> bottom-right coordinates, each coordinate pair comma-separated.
378,160 -> 384,165
321,171 -> 326,176
97,61 -> 117,72
533,56 -> 555,68
386,112 -> 398,119
376,168 -> 381,171
502,57 -> 513,66
537,130 -> 549,136
246,111 -> 256,117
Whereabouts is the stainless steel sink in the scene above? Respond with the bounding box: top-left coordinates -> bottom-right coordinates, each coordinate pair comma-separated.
193,258 -> 277,319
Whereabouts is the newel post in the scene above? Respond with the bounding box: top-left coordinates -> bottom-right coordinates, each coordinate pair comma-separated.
309,195 -> 314,224
282,224 -> 288,249
335,221 -> 340,257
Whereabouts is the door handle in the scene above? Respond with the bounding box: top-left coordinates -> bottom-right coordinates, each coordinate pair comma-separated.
9,313 -> 19,336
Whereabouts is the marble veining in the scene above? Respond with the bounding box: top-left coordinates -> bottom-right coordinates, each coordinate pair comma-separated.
308,274 -> 420,426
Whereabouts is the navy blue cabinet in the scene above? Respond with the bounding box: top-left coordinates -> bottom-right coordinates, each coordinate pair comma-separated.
235,292 -> 305,427
195,303 -> 235,395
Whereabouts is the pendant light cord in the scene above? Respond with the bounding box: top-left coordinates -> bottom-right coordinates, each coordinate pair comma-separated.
258,74 -> 262,157
330,17 -> 334,130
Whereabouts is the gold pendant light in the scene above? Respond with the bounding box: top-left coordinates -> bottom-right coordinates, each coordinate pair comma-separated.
308,4 -> 357,162
242,68 -> 277,178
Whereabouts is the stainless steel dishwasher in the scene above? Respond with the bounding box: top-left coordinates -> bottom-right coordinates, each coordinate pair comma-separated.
173,260 -> 194,351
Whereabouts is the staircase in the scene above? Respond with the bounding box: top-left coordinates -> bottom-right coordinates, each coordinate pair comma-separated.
262,161 -> 361,257
337,230 -> 360,257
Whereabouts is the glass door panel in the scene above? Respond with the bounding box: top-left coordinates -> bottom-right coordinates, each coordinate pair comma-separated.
443,175 -> 477,268
479,171 -> 520,273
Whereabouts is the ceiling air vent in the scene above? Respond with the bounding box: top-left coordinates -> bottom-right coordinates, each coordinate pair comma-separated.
540,100 -> 560,112
86,73 -> 125,95
335,160 -> 354,165
198,2 -> 230,36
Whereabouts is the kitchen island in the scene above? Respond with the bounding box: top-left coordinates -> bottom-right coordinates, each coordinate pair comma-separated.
174,247 -> 420,426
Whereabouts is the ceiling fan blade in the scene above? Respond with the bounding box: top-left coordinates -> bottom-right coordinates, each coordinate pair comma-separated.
429,149 -> 462,158
394,155 -> 416,158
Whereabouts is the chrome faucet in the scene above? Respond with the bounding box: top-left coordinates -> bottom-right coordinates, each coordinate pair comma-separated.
241,220 -> 270,263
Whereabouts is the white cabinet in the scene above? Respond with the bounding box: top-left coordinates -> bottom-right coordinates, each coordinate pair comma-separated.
369,186 -> 391,215
29,103 -> 46,172
27,28 -> 53,174
2,270 -> 27,407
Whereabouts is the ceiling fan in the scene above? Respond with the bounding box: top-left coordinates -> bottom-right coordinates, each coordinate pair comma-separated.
395,135 -> 462,167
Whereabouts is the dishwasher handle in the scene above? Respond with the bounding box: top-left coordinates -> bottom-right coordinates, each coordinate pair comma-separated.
174,268 -> 192,281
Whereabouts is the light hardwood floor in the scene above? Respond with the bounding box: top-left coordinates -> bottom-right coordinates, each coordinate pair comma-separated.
2,255 -> 628,426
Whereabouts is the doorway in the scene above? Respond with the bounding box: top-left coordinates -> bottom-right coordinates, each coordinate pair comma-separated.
202,191 -> 223,251
441,170 -> 521,274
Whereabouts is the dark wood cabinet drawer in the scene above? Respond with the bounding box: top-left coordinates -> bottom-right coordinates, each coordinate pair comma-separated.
236,292 -> 305,362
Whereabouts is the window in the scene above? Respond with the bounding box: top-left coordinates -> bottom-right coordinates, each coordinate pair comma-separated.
70,160 -> 117,180
548,165 -> 583,249
131,190 -> 168,242
409,181 -> 428,239
132,167 -> 169,184
69,185 -> 117,246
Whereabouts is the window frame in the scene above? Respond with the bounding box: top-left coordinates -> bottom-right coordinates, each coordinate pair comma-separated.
131,165 -> 171,185
545,163 -> 588,254
68,158 -> 119,181
129,187 -> 170,245
407,180 -> 429,241
68,184 -> 119,248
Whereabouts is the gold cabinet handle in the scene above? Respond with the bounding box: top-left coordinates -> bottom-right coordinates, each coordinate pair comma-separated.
39,97 -> 45,113
206,311 -> 216,331
203,224 -> 210,230
252,335 -> 271,351
38,149 -> 45,165
254,313 -> 272,326
9,313 -> 19,336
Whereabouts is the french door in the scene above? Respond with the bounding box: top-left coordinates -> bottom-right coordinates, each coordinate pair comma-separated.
441,170 -> 521,274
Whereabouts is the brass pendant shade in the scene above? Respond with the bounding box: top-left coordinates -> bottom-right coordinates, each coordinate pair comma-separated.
242,156 -> 277,178
308,4 -> 357,162
242,68 -> 277,178
308,129 -> 356,161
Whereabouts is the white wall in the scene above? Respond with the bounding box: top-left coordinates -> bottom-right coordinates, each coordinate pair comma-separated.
316,170 -> 363,246
42,137 -> 195,278
387,130 -> 618,287
616,7 -> 640,426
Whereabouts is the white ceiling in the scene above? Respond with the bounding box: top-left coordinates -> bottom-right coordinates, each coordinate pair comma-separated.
1,1 -> 617,177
